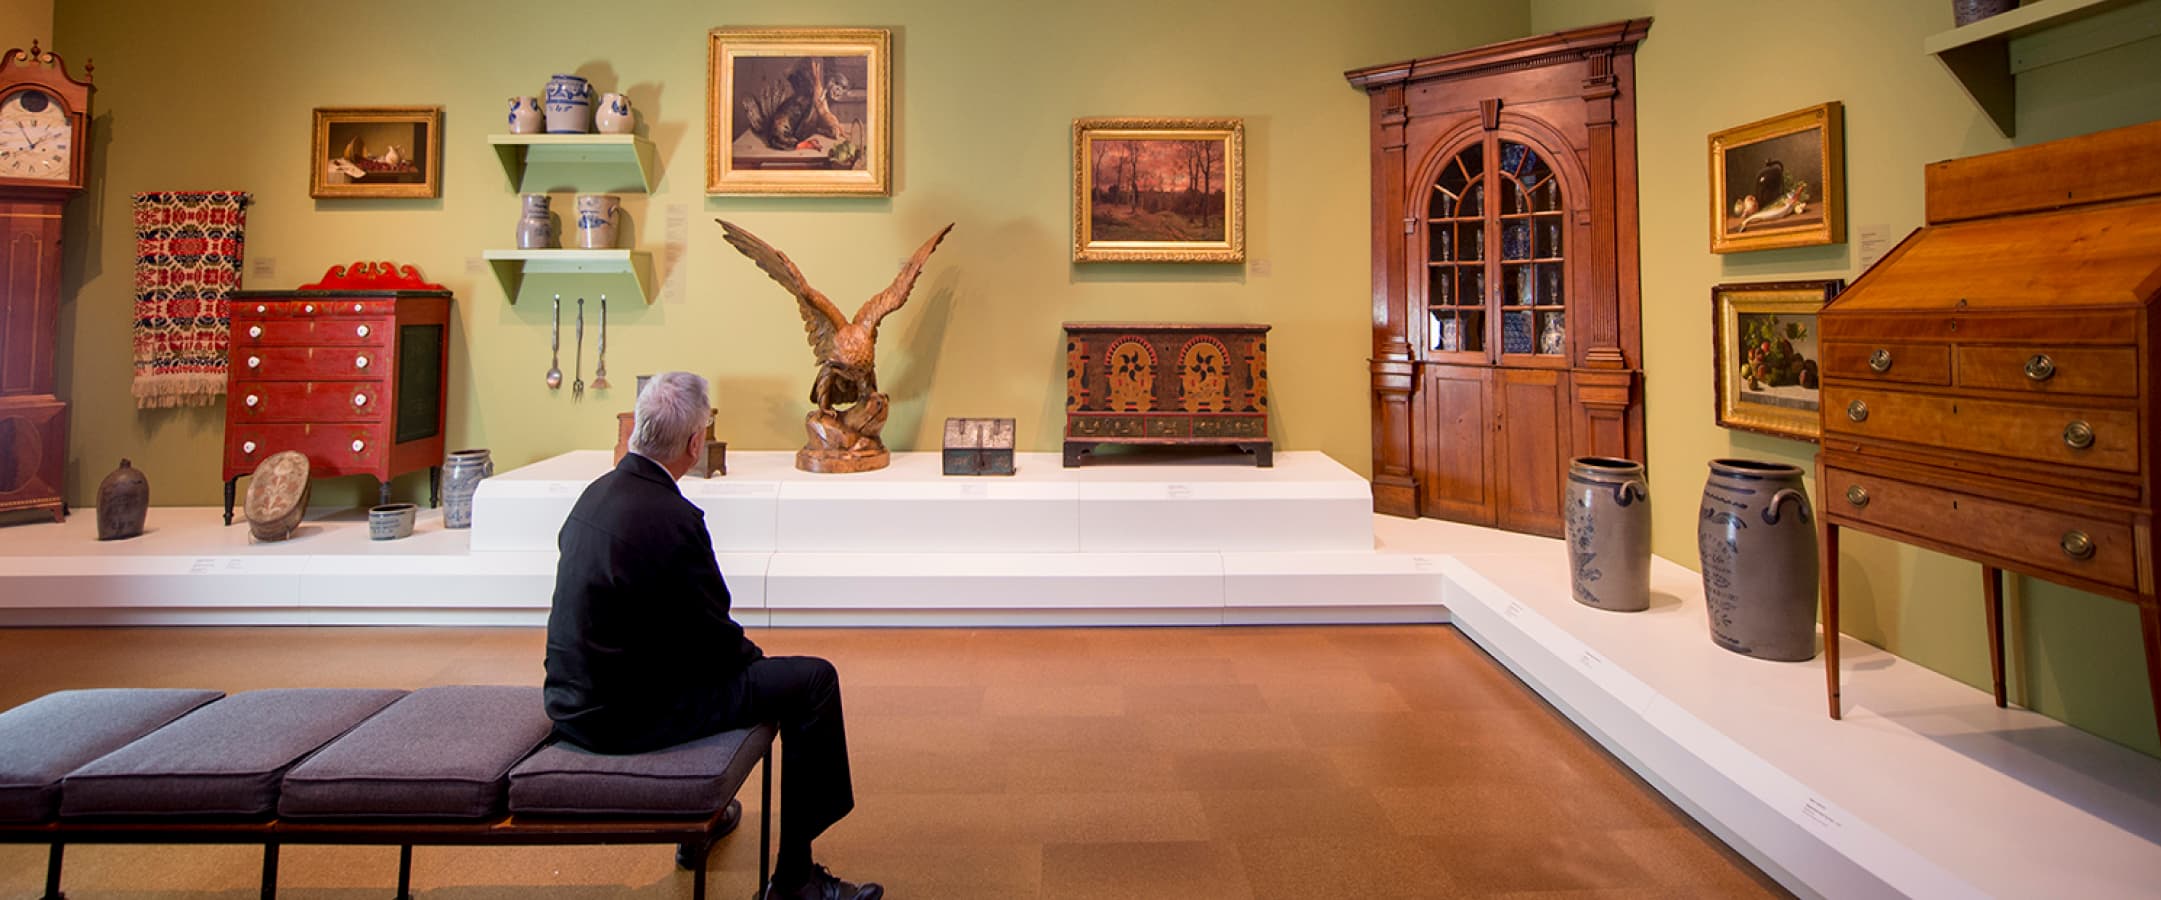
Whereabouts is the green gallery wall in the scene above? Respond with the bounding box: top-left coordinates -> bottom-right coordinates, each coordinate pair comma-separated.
34,0 -> 2161,757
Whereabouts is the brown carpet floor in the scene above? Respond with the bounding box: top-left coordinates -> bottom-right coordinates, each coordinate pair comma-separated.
0,624 -> 1787,899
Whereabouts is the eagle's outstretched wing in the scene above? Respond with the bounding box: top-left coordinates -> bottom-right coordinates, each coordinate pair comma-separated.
716,218 -> 849,361
854,223 -> 954,338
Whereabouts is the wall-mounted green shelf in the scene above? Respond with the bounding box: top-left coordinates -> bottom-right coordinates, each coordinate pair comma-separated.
481,249 -> 656,304
1926,0 -> 2160,137
488,134 -> 658,192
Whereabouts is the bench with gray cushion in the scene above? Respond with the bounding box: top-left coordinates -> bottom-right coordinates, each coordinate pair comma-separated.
0,686 -> 775,900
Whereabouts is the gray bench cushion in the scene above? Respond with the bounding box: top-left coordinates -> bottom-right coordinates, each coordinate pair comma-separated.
279,685 -> 551,819
508,724 -> 774,817
0,689 -> 224,823
60,688 -> 406,818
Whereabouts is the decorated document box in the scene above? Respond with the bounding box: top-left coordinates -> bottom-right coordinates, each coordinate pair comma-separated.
942,417 -> 1015,476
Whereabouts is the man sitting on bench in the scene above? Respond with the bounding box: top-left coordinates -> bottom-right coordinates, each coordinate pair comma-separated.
544,370 -> 882,900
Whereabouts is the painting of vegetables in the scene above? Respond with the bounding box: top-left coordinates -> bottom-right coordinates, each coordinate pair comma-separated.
1714,280 -> 1843,442
1709,102 -> 1844,253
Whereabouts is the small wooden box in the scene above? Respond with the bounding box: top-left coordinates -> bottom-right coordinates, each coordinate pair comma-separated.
943,417 -> 1015,476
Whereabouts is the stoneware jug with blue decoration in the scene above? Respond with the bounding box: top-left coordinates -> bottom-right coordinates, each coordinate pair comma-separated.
1565,457 -> 1649,612
1698,458 -> 1819,661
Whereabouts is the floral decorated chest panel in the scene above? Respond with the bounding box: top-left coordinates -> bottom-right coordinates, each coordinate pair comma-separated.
1062,322 -> 1272,466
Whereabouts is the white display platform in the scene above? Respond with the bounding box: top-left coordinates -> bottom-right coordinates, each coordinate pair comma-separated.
1409,517 -> 2161,900
469,449 -> 1376,554
0,450 -> 1430,626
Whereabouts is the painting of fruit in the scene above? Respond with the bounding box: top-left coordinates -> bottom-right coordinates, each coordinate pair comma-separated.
1714,279 -> 1842,442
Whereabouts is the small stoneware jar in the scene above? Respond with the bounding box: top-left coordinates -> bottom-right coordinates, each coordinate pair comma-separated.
574,194 -> 621,249
508,96 -> 543,134
95,458 -> 149,541
594,92 -> 634,134
368,503 -> 417,541
543,73 -> 593,133
517,193 -> 553,249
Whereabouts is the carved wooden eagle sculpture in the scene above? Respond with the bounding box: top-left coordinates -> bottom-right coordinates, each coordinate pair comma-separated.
716,219 -> 953,412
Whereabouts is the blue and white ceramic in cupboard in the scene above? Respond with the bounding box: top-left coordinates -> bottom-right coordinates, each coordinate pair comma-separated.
508,96 -> 542,134
543,74 -> 593,133
594,92 -> 634,135
517,193 -> 553,249
574,194 -> 621,249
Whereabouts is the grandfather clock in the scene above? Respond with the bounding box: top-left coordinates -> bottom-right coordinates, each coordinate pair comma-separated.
0,41 -> 91,523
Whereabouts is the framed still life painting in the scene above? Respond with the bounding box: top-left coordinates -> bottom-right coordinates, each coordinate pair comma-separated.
310,107 -> 441,199
1709,101 -> 1844,253
707,27 -> 891,196
1712,279 -> 1843,442
1072,117 -> 1244,263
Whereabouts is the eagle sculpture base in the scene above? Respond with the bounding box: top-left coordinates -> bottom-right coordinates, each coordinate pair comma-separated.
797,391 -> 892,473
797,446 -> 891,474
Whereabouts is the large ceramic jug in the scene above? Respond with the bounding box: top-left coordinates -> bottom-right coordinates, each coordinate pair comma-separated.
1698,458 -> 1819,661
1565,457 -> 1649,612
543,74 -> 593,133
95,458 -> 149,541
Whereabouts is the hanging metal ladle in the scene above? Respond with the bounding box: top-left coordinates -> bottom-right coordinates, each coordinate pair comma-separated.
545,293 -> 563,390
572,296 -> 586,401
592,294 -> 610,390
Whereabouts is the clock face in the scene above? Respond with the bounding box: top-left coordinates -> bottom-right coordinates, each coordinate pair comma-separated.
0,89 -> 73,182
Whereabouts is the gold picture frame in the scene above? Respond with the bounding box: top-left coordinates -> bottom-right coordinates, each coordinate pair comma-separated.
1072,117 -> 1244,263
1712,279 -> 1843,442
310,107 -> 441,200
1709,101 -> 1844,253
707,27 -> 891,196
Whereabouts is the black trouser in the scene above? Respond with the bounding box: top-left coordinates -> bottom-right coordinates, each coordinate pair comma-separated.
700,655 -> 854,853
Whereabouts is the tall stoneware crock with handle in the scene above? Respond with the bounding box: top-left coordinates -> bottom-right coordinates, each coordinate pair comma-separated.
1698,458 -> 1819,661
1565,457 -> 1651,612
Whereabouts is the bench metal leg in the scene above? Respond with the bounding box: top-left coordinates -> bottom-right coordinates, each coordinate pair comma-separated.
260,843 -> 279,900
41,843 -> 64,900
395,844 -> 414,900
759,744 -> 773,894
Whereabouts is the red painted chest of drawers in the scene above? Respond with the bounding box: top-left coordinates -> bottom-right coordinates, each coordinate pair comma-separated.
221,262 -> 452,524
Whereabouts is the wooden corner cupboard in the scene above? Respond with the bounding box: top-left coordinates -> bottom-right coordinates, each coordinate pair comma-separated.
1347,19 -> 1650,537
221,262 -> 452,525
1816,119 -> 2161,745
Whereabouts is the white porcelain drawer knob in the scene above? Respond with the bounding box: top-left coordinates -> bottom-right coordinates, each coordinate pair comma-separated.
304,304 -> 315,313
352,303 -> 364,313
244,394 -> 259,407
242,440 -> 258,454
352,439 -> 366,453
247,356 -> 261,369
355,355 -> 369,369
248,325 -> 263,338
356,324 -> 371,338
255,304 -> 266,313
353,393 -> 368,407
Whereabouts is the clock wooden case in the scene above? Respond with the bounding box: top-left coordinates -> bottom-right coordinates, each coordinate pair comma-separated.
1347,20 -> 1649,537
0,40 -> 91,523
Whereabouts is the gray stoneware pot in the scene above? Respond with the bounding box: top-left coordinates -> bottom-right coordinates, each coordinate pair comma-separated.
1698,458 -> 1819,661
441,449 -> 494,530
95,458 -> 149,541
1565,457 -> 1650,612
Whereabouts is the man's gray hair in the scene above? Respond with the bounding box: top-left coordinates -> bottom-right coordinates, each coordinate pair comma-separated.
629,371 -> 711,459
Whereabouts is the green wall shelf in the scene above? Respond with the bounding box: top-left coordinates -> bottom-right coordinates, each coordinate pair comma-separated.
488,134 -> 658,192
481,249 -> 656,304
1926,0 -> 2160,137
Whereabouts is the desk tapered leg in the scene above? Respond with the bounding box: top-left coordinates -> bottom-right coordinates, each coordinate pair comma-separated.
2141,602 -> 2161,748
1983,566 -> 2007,708
1823,522 -> 1841,719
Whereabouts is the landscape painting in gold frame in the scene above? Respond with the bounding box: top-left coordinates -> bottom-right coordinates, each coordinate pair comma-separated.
1712,279 -> 1843,442
310,107 -> 441,200
707,27 -> 890,196
1709,101 -> 1844,253
1072,118 -> 1243,263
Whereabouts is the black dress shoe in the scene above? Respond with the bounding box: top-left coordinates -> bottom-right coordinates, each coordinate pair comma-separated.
762,863 -> 883,900
675,799 -> 743,870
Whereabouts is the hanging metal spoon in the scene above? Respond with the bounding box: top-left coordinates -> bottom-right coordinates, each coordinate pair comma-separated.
573,296 -> 586,401
545,293 -> 562,390
592,294 -> 610,390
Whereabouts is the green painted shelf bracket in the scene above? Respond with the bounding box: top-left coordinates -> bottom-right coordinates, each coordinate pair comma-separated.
480,249 -> 656,304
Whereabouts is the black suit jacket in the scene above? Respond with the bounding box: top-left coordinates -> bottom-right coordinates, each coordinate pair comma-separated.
544,452 -> 764,753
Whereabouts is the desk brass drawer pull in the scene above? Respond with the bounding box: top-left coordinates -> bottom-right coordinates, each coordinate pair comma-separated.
1847,400 -> 1869,423
2063,420 -> 2094,450
1868,349 -> 1892,373
1845,485 -> 1869,507
2061,530 -> 2095,561
2025,354 -> 2056,382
